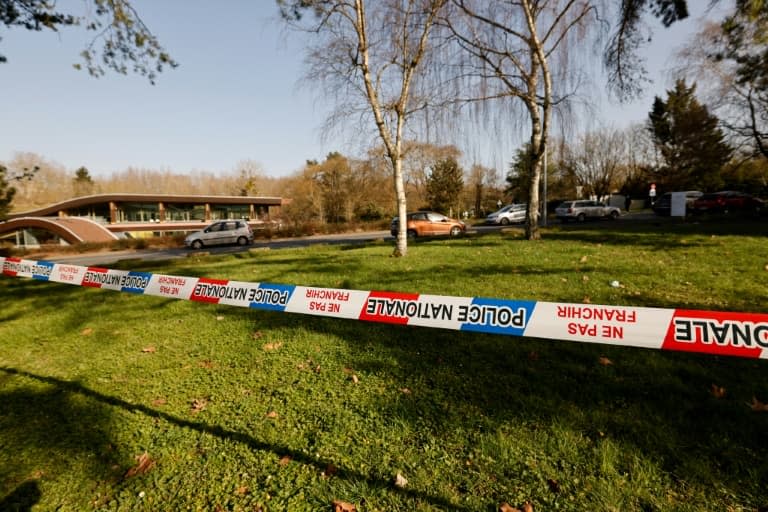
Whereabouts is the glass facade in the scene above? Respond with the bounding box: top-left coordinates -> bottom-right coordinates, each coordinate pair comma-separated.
115,203 -> 160,223
3,229 -> 67,247
67,204 -> 111,223
164,203 -> 207,222
210,204 -> 251,220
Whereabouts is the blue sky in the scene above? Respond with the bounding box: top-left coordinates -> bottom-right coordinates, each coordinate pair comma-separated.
0,1 -> 718,179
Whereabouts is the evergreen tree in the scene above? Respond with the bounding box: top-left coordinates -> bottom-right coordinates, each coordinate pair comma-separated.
0,165 -> 17,220
72,166 -> 95,197
648,79 -> 732,191
0,164 -> 37,219
506,144 -> 535,203
426,158 -> 463,215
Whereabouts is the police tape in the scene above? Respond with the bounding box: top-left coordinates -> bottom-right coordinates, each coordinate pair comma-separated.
2,255 -> 768,360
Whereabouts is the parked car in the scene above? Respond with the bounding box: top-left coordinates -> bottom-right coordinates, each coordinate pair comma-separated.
691,191 -> 765,215
652,191 -> 703,216
184,220 -> 254,249
390,211 -> 466,237
485,204 -> 527,225
555,200 -> 621,222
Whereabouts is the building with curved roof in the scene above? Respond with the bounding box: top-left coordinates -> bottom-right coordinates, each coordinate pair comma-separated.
0,193 -> 284,247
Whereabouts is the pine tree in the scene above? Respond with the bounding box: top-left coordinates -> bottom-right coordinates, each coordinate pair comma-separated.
648,80 -> 732,191
426,158 -> 464,215
0,165 -> 17,220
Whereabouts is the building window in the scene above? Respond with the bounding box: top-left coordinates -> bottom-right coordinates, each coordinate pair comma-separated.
164,203 -> 206,222
210,204 -> 250,220
65,204 -> 111,223
116,203 -> 160,223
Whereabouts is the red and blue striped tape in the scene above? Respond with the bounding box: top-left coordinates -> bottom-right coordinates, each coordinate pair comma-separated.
2,256 -> 767,359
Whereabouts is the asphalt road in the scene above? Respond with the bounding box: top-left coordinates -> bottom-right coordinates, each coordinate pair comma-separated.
45,230 -> 395,266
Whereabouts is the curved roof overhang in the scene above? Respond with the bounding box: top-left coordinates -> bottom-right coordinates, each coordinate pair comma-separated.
7,193 -> 285,219
0,217 -> 119,244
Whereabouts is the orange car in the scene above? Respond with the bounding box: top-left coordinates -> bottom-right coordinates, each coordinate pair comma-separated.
390,211 -> 466,238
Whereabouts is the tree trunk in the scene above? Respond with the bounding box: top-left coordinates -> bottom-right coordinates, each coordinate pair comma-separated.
393,154 -> 408,257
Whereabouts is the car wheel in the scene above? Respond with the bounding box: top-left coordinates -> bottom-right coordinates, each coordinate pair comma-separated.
191,240 -> 204,249
610,210 -> 619,220
407,229 -> 417,239
237,236 -> 249,246
500,217 -> 510,226
576,213 -> 586,222
450,226 -> 462,236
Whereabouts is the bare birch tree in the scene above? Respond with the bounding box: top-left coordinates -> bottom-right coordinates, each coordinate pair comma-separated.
442,0 -> 599,240
278,0 -> 448,256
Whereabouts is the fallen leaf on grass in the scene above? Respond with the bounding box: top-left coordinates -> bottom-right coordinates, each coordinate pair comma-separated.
125,452 -> 155,478
151,398 -> 167,406
198,360 -> 215,369
190,398 -> 207,414
262,342 -> 283,351
400,387 -> 412,395
351,374 -> 359,384
710,384 -> 726,399
747,396 -> 768,412
332,500 -> 357,512
324,463 -> 338,477
598,357 -> 613,366
582,275 -> 590,282
499,502 -> 533,512
81,328 -> 93,336
252,331 -> 263,340
394,472 -> 408,488
297,359 -> 321,373
279,455 -> 292,466
216,315 -> 224,321
579,255 -> 588,263
235,486 -> 249,495
266,410 -> 279,419
582,296 -> 591,304
141,346 -> 156,353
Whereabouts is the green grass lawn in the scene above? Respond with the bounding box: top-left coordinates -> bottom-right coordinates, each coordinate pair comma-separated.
2,217 -> 768,511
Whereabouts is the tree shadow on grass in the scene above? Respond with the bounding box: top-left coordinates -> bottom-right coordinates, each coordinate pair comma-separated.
0,278 -> 178,334
0,480 -> 41,512
243,311 -> 768,505
0,367 -> 472,511
0,377 -> 120,507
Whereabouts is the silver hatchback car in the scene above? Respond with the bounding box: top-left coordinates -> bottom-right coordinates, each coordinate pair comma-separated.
485,204 -> 527,225
184,220 -> 254,249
